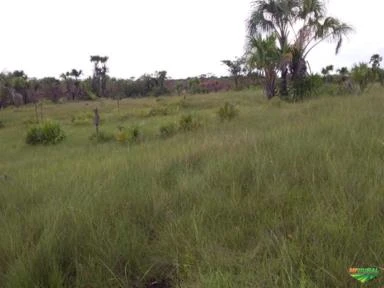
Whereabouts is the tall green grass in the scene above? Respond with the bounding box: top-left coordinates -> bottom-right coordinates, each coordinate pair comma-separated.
1,88 -> 384,287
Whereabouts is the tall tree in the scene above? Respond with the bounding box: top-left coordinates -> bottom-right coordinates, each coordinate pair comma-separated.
69,69 -> 83,100
90,55 -> 109,97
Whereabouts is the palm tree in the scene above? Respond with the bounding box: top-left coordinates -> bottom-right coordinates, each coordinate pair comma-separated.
247,34 -> 281,99
369,54 -> 383,84
337,67 -> 349,82
248,0 -> 298,95
90,55 -> 109,97
321,65 -> 334,82
290,0 -> 353,81
370,54 -> 382,70
69,69 -> 82,100
248,0 -> 353,96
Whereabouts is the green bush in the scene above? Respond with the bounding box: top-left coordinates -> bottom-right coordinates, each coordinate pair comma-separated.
114,126 -> 129,144
89,131 -> 114,143
159,123 -> 177,138
286,74 -> 323,102
179,114 -> 201,132
217,102 -> 238,121
129,126 -> 140,142
26,121 -> 65,145
351,63 -> 374,93
114,126 -> 140,144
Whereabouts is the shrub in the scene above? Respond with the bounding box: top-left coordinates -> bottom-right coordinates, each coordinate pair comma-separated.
114,126 -> 140,144
179,114 -> 201,132
287,74 -> 323,102
159,123 -> 177,138
26,121 -> 65,145
178,99 -> 188,109
129,126 -> 140,142
114,126 -> 129,144
217,102 -> 238,121
89,131 -> 114,143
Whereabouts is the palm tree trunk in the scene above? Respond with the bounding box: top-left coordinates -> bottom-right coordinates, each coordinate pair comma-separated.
280,68 -> 288,97
265,70 -> 276,100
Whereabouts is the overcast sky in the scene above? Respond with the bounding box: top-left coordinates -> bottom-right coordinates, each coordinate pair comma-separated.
0,0 -> 382,79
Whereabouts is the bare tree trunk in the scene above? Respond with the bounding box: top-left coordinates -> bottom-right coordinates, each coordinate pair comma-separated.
40,102 -> 43,122
35,103 -> 39,123
93,108 -> 100,137
265,71 -> 277,100
117,96 -> 120,116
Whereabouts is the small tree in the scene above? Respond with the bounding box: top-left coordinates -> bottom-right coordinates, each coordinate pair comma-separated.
337,67 -> 349,79
69,69 -> 83,100
370,54 -> 383,84
247,34 -> 280,99
10,71 -> 29,104
370,54 -> 383,70
351,63 -> 374,93
61,69 -> 83,100
221,57 -> 245,89
321,65 -> 334,82
153,71 -> 168,96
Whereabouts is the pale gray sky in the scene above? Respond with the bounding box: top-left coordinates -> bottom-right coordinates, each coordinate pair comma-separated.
0,0 -> 382,79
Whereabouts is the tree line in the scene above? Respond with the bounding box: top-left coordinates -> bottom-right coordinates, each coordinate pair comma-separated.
0,54 -> 258,108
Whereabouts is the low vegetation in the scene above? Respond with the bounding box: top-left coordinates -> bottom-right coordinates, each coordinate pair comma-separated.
217,102 -> 238,121
25,120 -> 65,145
1,87 -> 384,287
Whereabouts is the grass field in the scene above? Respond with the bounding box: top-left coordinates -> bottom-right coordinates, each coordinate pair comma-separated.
1,88 -> 384,287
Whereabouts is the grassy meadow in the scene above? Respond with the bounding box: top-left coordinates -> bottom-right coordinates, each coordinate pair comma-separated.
1,88 -> 384,287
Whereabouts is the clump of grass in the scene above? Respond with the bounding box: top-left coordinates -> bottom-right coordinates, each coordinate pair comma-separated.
71,112 -> 93,125
89,131 -> 114,143
26,121 -> 65,145
178,98 -> 188,109
179,114 -> 201,132
0,120 -> 4,129
217,102 -> 238,121
159,123 -> 177,138
114,126 -> 129,144
129,126 -> 140,143
147,106 -> 169,117
23,118 -> 39,127
114,125 -> 141,144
